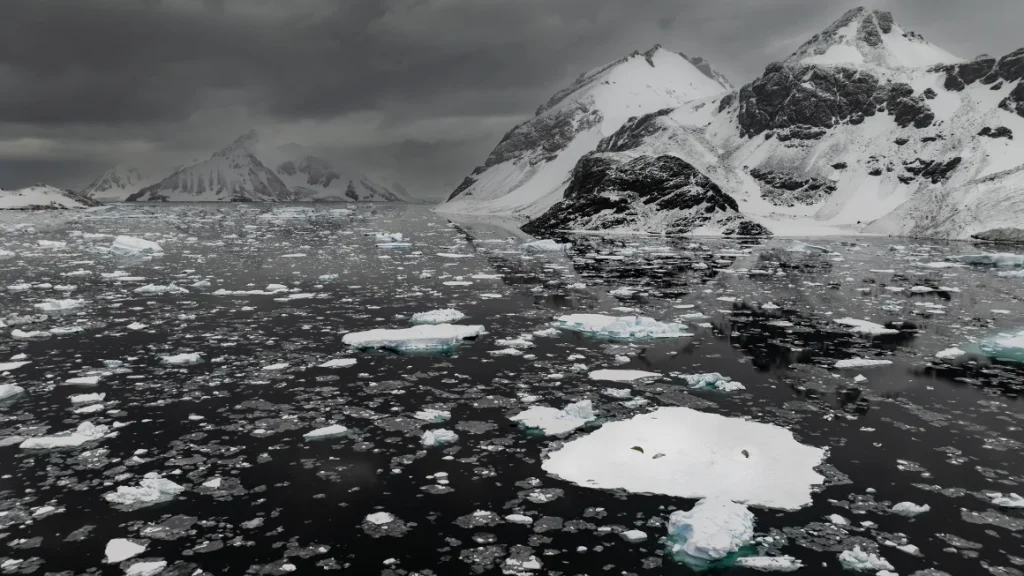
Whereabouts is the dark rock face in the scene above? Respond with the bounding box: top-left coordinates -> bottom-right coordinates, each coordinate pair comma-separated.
596,109 -> 674,153
523,154 -> 764,236
999,81 -> 1024,119
736,64 -> 934,138
276,156 -> 341,188
935,48 -> 1024,99
901,157 -> 962,184
978,126 -> 1014,139
971,228 -> 1024,243
750,168 -> 837,207
940,57 -> 997,91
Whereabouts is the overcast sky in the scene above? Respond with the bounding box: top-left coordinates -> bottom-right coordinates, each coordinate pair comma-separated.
1,0 -> 1021,199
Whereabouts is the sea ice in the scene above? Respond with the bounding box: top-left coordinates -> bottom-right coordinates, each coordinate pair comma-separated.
411,309 -> 467,324
365,512 -> 396,525
33,298 -> 85,312
541,407 -> 826,510
935,347 -> 966,360
511,400 -> 596,435
988,492 -> 1024,508
588,369 -> 660,382
125,561 -> 168,576
160,352 -> 203,366
134,284 -> 188,295
413,409 -> 451,422
20,422 -> 109,450
303,424 -> 349,440
667,498 -> 754,563
834,318 -> 899,336
734,556 -> 803,572
834,358 -> 893,369
948,253 -> 1024,268
837,546 -> 893,572
342,324 -> 485,352
505,514 -> 534,525
620,529 -> 648,543
111,236 -> 163,255
11,329 -> 50,340
105,538 -> 147,563
103,473 -> 185,508
64,375 -> 102,386
0,360 -> 30,372
554,314 -> 691,340
318,358 -> 357,368
520,239 -> 565,252
421,429 -> 459,446
969,329 -> 1024,363
0,384 -> 25,401
891,501 -> 930,516
681,373 -> 745,391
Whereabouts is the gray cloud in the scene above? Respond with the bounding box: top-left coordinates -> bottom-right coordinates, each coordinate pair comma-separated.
1,0 -> 1021,197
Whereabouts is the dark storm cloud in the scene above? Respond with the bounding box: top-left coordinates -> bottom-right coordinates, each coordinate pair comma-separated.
1,0 -> 1023,194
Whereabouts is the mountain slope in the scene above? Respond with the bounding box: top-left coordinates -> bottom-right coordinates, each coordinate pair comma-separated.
81,166 -> 156,203
268,145 -> 410,202
127,131 -> 298,202
0,185 -> 101,210
525,7 -> 1024,238
437,45 -> 732,219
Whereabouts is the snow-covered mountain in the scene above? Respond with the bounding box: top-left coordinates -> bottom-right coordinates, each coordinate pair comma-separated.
519,7 -> 1024,239
0,185 -> 101,210
268,144 -> 410,202
437,45 -> 733,219
80,166 -> 156,202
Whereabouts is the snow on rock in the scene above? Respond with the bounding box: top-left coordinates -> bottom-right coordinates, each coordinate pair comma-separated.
837,546 -> 894,572
554,314 -> 691,339
421,429 -> 459,447
111,236 -> 163,255
520,239 -> 566,252
0,384 -> 26,402
0,185 -> 99,210
834,358 -> 894,368
342,324 -> 485,352
511,400 -> 596,436
734,556 -> 804,572
541,407 -> 826,510
834,318 -> 899,336
588,369 -> 660,382
411,309 -> 467,325
33,299 -> 85,312
681,373 -> 745,391
667,498 -> 755,563
891,501 -> 930,516
19,422 -> 109,450
303,424 -> 349,440
103,473 -> 186,509
160,353 -> 203,366
105,539 -> 147,564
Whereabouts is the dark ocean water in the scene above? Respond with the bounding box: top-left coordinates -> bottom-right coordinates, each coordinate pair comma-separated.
0,203 -> 1022,575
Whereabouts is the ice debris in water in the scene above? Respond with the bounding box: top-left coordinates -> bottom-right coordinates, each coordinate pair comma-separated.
891,501 -> 930,516
105,538 -> 147,563
19,422 -> 109,450
160,352 -> 203,366
734,556 -> 804,572
0,384 -> 25,401
342,324 -> 485,352
70,393 -> 105,404
967,329 -> 1024,363
318,358 -> 357,368
511,400 -> 596,436
374,232 -> 404,242
947,253 -> 1024,267
936,347 -> 966,360
111,235 -> 163,255
411,309 -> 466,325
413,409 -> 451,423
834,318 -> 899,336
134,283 -> 188,295
681,373 -> 745,391
837,546 -> 894,572
520,239 -> 565,252
541,407 -> 825,510
103,473 -> 185,509
988,492 -> 1024,508
421,429 -> 459,447
554,314 -> 691,340
33,298 -> 85,312
303,424 -> 349,440
588,369 -> 659,382
667,498 -> 754,565
125,561 -> 168,576
834,358 -> 893,369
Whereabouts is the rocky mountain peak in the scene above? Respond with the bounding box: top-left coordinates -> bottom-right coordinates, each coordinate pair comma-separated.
215,130 -> 260,158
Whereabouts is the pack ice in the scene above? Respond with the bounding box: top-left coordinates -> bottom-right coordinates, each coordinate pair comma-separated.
343,324 -> 485,352
554,314 -> 691,339
19,422 -> 109,450
541,407 -> 826,510
511,400 -> 596,435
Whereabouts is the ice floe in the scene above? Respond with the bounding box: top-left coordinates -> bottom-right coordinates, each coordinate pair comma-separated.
20,422 -> 109,450
837,546 -> 893,572
111,235 -> 163,255
105,538 -> 147,563
891,501 -> 930,516
318,358 -> 357,368
834,358 -> 893,369
520,239 -> 565,252
553,314 -> 691,340
303,424 -> 349,440
33,298 -> 85,312
834,318 -> 899,336
734,556 -> 803,572
134,283 -> 188,295
681,373 -> 745,391
342,323 -> 485,352
103,473 -> 186,509
667,498 -> 754,565
588,369 -> 660,382
541,407 -> 825,510
511,400 -> 596,435
421,429 -> 459,447
0,384 -> 25,402
160,352 -> 203,366
411,309 -> 467,324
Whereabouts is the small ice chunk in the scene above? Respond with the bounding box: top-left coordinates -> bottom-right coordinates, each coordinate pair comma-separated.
411,309 -> 467,324
520,239 -> 565,252
111,236 -> 163,255
621,529 -> 648,543
318,358 -> 357,368
74,403 -> 105,414
342,324 -> 485,352
988,492 -> 1024,508
734,556 -> 803,572
64,375 -> 102,386
134,284 -> 188,295
511,400 -> 595,436
834,318 -> 899,336
125,561 -> 168,576
413,409 -> 451,423
588,369 -> 659,382
365,511 -> 395,525
0,384 -> 26,401
891,501 -> 930,516
303,424 -> 349,440
505,514 -> 534,525
948,253 -> 1024,267
11,329 -> 50,340
160,353 -> 203,366
261,362 -> 289,371
103,473 -> 185,508
834,358 -> 893,369
681,373 -> 745,391
935,347 -> 966,360
34,298 -> 85,312
20,422 -> 109,450
837,546 -> 893,572
554,314 -> 690,340
127,322 -> 147,331
421,429 -> 459,447
105,538 -> 147,563
667,498 -> 754,563
0,360 -> 30,371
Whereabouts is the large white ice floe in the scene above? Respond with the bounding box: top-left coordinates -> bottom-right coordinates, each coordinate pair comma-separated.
0,384 -> 26,402
511,400 -> 596,435
554,314 -> 691,340
105,538 -> 147,563
0,360 -> 30,372
411,309 -> 467,325
588,369 -> 660,382
541,407 -> 826,510
667,498 -> 755,565
834,318 -> 899,336
19,422 -> 109,450
988,492 -> 1024,508
834,358 -> 893,369
837,546 -> 894,572
33,298 -> 85,312
111,235 -> 163,255
681,373 -> 745,391
303,424 -> 349,440
134,283 -> 188,295
317,358 -> 357,368
103,473 -> 186,509
125,561 -> 168,576
891,501 -> 930,516
342,323 -> 485,352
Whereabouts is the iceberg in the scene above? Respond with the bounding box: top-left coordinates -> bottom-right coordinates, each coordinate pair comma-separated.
681,373 -> 745,392
20,422 -> 109,450
541,407 -> 826,510
303,424 -> 349,440
588,369 -> 660,382
411,309 -> 467,325
837,546 -> 893,572
413,409 -> 451,423
834,318 -> 899,336
105,538 -> 147,563
511,400 -> 596,436
103,473 -> 185,509
160,352 -> 203,366
0,384 -> 25,402
111,236 -> 163,255
554,314 -> 691,340
891,501 -> 930,516
667,498 -> 754,565
33,298 -> 85,312
342,323 -> 485,352
966,329 -> 1024,363
421,429 -> 459,447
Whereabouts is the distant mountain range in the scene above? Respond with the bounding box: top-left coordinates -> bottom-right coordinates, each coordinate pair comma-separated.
0,185 -> 100,210
440,7 -> 1024,241
80,131 -> 410,203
